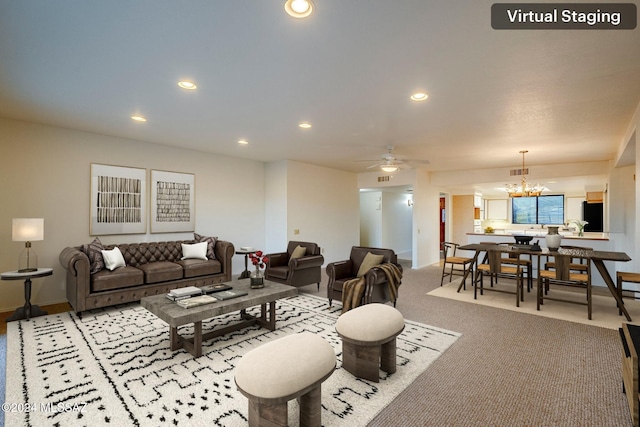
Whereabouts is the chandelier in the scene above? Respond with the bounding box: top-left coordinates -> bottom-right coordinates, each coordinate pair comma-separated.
505,150 -> 544,197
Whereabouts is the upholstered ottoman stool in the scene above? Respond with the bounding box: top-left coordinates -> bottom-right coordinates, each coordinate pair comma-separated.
235,332 -> 336,427
335,303 -> 405,383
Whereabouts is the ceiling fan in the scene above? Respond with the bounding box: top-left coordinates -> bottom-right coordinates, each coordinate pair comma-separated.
354,145 -> 430,172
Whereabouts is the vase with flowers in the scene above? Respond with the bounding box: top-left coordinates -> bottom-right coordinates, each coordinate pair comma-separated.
573,220 -> 589,237
248,250 -> 269,288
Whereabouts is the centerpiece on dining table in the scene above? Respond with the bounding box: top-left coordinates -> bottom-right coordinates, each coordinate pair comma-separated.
248,250 -> 269,288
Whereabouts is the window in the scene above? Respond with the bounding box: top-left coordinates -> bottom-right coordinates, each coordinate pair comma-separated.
512,195 -> 564,225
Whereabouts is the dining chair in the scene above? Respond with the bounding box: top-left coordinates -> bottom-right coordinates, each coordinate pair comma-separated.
498,243 -> 534,293
474,246 -> 526,307
541,245 -> 592,294
616,272 -> 640,315
440,242 -> 474,290
537,251 -> 592,319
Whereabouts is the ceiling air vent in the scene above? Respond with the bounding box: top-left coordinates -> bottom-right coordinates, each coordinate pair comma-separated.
377,176 -> 390,182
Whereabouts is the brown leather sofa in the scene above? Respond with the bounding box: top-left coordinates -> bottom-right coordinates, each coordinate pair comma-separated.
60,239 -> 234,312
265,241 -> 324,289
326,246 -> 402,307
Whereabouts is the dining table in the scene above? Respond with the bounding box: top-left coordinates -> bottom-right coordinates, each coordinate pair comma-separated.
457,243 -> 634,321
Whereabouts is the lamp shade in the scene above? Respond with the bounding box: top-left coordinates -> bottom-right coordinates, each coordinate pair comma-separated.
12,218 -> 44,242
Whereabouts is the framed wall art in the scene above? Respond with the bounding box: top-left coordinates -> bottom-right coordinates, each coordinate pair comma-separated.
150,169 -> 195,233
90,163 -> 147,235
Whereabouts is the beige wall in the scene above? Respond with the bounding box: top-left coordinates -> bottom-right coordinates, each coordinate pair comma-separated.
0,118 -> 359,311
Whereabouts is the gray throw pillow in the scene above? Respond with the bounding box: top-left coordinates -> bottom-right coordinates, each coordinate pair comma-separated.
82,237 -> 105,274
194,233 -> 217,260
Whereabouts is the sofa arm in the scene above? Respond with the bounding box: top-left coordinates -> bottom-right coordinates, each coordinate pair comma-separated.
214,240 -> 235,281
59,247 -> 90,312
290,254 -> 324,270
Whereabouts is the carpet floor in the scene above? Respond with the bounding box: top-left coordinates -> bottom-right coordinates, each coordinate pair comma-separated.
369,262 -> 633,427
5,293 -> 459,427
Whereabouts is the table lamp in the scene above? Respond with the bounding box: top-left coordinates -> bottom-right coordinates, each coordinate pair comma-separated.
12,218 -> 44,272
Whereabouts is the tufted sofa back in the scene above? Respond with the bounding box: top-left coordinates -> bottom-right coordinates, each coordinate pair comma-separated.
103,240 -> 195,267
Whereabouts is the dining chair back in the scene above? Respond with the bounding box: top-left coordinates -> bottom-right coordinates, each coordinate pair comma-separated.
543,245 -> 592,274
537,251 -> 592,319
475,244 -> 526,307
440,242 -> 474,290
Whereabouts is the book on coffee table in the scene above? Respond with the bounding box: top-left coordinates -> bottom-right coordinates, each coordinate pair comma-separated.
177,295 -> 217,309
212,290 -> 249,301
169,286 -> 203,298
200,284 -> 232,294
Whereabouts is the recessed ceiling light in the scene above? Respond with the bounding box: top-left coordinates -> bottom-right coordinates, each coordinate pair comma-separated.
178,81 -> 197,90
284,0 -> 314,18
410,92 -> 428,101
298,122 -> 312,129
238,139 -> 249,145
131,115 -> 147,122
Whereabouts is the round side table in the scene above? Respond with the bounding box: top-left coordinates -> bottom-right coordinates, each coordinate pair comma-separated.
236,249 -> 256,279
1,267 -> 52,321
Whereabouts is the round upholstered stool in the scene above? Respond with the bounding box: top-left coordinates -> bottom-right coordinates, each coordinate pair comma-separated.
335,303 -> 405,383
235,332 -> 336,427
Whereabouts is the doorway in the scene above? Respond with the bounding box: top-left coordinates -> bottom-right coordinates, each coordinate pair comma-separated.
359,186 -> 413,262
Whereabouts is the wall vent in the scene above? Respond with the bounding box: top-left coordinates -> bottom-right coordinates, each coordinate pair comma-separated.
377,176 -> 390,182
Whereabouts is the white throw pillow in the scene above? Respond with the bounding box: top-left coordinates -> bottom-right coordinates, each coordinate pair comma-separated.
181,242 -> 208,260
101,247 -> 126,271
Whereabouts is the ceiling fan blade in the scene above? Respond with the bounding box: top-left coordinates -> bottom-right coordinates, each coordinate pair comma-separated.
366,163 -> 382,169
406,159 -> 430,165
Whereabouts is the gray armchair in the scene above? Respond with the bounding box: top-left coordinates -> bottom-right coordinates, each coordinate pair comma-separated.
265,241 -> 324,289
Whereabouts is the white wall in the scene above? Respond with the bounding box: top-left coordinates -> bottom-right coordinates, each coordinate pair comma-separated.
359,191 -> 412,258
413,169 -> 441,268
359,192 -> 382,247
285,161 -> 359,264
381,192 -> 412,258
264,160 -> 288,254
607,165 -> 636,283
0,118 -> 268,311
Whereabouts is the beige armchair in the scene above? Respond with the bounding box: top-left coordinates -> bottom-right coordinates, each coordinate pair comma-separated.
326,246 -> 402,308
265,241 -> 324,289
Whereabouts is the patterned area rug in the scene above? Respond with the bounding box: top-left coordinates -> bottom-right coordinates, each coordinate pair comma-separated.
6,294 -> 460,426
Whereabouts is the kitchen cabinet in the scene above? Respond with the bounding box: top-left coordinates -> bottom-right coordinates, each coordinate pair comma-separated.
487,199 -> 508,221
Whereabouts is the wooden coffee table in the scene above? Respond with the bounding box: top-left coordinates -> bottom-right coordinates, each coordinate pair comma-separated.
140,279 -> 297,357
